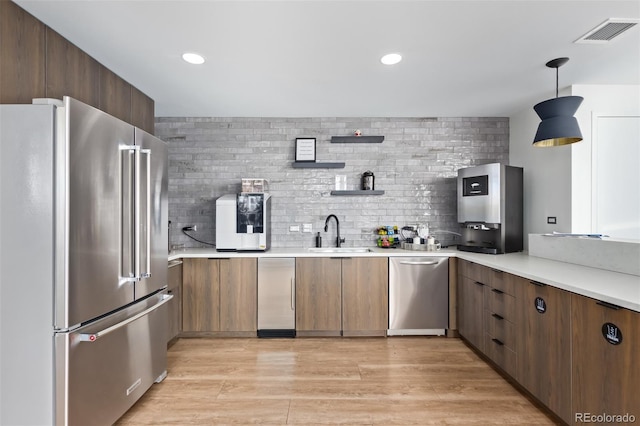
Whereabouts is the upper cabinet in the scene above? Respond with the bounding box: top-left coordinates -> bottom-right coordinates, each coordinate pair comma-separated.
99,65 -> 132,124
0,1 -> 46,104
131,86 -> 155,134
45,28 -> 100,108
0,2 -> 155,133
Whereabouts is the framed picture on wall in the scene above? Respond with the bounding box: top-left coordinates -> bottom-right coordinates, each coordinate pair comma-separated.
295,138 -> 316,162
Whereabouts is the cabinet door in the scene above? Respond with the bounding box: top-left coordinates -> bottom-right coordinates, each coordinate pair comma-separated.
99,65 -> 131,123
516,279 -> 571,424
295,258 -> 342,334
572,294 -> 640,422
342,257 -> 388,335
131,85 -> 155,134
167,261 -> 183,342
0,1 -> 46,104
45,28 -> 100,108
458,275 -> 485,351
182,258 -> 219,332
219,258 -> 257,332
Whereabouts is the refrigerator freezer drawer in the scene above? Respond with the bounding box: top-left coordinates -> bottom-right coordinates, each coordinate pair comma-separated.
55,293 -> 171,426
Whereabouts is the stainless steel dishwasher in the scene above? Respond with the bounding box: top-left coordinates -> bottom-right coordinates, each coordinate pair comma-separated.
257,258 -> 296,337
388,257 -> 449,336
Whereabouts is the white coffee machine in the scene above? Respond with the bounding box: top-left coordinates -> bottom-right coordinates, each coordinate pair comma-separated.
216,193 -> 271,251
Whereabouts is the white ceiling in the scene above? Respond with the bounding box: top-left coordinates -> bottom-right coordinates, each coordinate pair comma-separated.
14,0 -> 640,118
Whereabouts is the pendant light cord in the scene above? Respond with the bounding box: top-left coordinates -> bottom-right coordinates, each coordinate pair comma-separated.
555,67 -> 559,98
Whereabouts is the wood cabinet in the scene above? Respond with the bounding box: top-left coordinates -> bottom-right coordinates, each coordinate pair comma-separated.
219,257 -> 257,332
457,260 -> 486,351
296,257 -> 389,337
131,86 -> 155,134
458,259 -> 640,424
458,260 -> 519,377
342,257 -> 388,336
182,258 -> 256,335
99,65 -> 132,124
516,278 -> 572,423
167,260 -> 183,343
0,1 -> 46,104
484,269 -> 517,378
182,258 -> 220,332
1,2 -> 155,132
572,294 -> 640,424
45,28 -> 100,108
295,257 -> 342,335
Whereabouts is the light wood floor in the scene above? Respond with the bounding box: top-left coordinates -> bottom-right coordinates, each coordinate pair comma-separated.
116,337 -> 558,425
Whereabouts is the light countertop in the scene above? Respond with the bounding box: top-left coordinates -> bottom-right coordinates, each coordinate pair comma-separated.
168,247 -> 640,313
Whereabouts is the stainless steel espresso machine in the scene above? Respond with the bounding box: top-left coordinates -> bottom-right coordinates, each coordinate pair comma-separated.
456,163 -> 523,254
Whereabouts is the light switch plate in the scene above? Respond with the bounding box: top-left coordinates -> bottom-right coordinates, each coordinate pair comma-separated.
302,223 -> 312,233
289,225 -> 300,232
547,216 -> 557,224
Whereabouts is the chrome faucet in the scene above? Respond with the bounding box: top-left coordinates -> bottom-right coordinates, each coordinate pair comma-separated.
324,214 -> 345,248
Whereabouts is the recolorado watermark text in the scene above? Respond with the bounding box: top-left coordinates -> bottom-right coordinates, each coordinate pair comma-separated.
576,413 -> 636,423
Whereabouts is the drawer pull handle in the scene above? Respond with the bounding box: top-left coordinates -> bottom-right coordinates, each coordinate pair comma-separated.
492,313 -> 504,320
530,280 -> 546,287
491,288 -> 504,294
491,268 -> 503,274
491,338 -> 504,346
596,300 -> 621,310
474,281 -> 485,287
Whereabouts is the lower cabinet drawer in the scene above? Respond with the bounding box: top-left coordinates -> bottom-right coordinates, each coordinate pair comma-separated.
485,311 -> 516,349
485,332 -> 517,378
486,288 -> 516,322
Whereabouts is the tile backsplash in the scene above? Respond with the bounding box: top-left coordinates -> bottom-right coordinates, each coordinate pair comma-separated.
155,117 -> 509,249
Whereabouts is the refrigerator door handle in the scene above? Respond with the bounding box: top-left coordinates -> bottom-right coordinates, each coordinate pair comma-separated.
139,148 -> 152,279
77,294 -> 173,342
121,145 -> 137,282
134,146 -> 142,280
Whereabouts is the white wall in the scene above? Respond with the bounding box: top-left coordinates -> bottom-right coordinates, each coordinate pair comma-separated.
510,84 -> 640,248
509,88 -> 573,249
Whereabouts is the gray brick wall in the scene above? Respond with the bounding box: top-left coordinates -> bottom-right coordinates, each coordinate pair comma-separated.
156,117 -> 509,249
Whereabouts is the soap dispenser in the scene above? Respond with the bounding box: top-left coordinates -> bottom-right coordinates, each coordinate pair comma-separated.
315,232 -> 322,248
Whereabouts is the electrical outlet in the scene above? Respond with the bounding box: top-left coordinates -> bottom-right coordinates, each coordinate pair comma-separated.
289,225 -> 300,232
302,223 -> 312,233
547,217 -> 557,224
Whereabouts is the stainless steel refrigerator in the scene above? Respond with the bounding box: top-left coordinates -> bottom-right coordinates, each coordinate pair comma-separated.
0,97 -> 170,425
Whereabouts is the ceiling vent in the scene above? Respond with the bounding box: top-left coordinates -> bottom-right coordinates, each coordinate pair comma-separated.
575,18 -> 639,43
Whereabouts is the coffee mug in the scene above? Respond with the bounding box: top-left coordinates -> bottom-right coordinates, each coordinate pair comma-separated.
427,243 -> 441,251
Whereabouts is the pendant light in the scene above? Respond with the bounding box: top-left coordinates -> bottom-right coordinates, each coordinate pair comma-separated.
533,57 -> 583,147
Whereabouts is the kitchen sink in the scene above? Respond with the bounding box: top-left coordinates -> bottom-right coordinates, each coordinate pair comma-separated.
307,247 -> 373,253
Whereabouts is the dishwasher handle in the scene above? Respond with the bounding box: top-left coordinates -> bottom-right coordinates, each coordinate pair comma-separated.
399,260 -> 439,266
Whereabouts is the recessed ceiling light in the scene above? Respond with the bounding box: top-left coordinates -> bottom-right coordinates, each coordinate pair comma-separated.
182,52 -> 205,65
380,53 -> 402,65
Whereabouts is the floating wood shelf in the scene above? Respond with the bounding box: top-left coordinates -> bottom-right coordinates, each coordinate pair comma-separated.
292,162 -> 345,169
331,136 -> 384,144
330,190 -> 385,196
